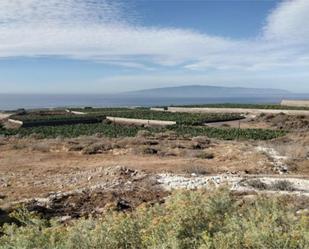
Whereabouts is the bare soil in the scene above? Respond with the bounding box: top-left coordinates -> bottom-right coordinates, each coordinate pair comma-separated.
0,113 -> 308,219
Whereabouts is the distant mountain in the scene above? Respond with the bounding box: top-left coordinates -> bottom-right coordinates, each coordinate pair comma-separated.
122,85 -> 291,98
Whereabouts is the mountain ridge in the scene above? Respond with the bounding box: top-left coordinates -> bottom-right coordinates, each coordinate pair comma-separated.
122,85 -> 291,98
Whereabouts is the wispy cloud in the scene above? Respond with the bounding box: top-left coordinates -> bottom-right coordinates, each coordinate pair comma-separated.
0,0 -> 308,73
264,0 -> 309,42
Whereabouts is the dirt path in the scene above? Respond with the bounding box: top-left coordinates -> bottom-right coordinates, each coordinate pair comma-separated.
158,173 -> 309,194
205,116 -> 271,129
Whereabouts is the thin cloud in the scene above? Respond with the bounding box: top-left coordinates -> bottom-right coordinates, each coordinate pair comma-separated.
0,0 -> 308,73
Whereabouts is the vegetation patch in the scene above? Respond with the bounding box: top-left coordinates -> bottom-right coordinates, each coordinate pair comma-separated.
271,180 -> 296,191
0,122 -> 287,141
243,179 -> 268,190
170,126 -> 287,140
72,109 -> 244,126
242,179 -> 297,192
10,112 -> 105,127
196,151 -> 215,159
1,189 -> 308,249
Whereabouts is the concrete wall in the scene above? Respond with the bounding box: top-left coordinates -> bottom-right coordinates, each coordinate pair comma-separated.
150,108 -> 166,112
281,100 -> 309,108
168,107 -> 309,116
8,119 -> 23,125
106,116 -> 176,126
65,109 -> 87,115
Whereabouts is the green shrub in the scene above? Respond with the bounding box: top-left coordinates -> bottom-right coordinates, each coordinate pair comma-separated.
271,180 -> 296,191
1,189 -> 308,249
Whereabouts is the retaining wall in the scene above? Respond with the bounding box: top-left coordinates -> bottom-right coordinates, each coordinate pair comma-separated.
281,100 -> 309,108
106,116 -> 176,126
168,107 -> 309,116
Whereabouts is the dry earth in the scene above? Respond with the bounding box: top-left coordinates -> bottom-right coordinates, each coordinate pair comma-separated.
0,113 -> 308,219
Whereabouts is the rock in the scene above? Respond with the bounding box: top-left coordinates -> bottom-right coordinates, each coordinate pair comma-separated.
281,165 -> 288,173
59,216 -> 72,222
116,199 -> 131,211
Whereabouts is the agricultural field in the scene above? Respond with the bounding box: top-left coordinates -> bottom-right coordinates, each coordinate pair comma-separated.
0,121 -> 286,140
9,109 -> 244,126
10,111 -> 105,127
71,108 -> 244,125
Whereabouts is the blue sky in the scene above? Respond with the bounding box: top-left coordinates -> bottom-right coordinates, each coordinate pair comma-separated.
0,0 -> 308,94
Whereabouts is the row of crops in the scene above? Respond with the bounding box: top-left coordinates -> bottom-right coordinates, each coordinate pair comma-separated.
0,122 -> 286,140
11,109 -> 244,126
172,103 -> 309,110
10,113 -> 106,127
70,109 -> 244,125
10,113 -> 106,122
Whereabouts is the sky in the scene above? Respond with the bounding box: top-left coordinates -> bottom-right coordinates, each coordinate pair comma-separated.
0,0 -> 309,94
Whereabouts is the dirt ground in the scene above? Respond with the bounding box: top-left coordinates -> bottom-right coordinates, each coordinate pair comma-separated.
205,116 -> 271,129
1,130 -> 308,204
0,138 -> 265,202
0,113 -> 308,219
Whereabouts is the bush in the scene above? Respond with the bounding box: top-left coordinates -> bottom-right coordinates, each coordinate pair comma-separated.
1,189 -> 308,249
196,152 -> 214,159
271,180 -> 296,191
243,179 -> 268,190
142,147 -> 158,155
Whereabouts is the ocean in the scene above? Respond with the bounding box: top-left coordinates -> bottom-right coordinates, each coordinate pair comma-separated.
0,94 -> 308,110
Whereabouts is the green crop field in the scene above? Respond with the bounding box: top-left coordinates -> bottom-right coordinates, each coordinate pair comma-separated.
0,122 -> 286,140
10,113 -> 106,127
0,107 -> 287,140
11,109 -> 244,126
171,125 -> 286,140
71,109 -> 244,125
